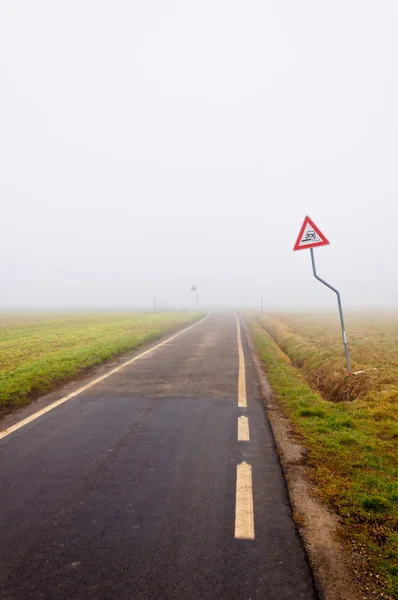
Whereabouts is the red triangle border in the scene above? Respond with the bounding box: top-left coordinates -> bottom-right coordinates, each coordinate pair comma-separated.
293,216 -> 330,251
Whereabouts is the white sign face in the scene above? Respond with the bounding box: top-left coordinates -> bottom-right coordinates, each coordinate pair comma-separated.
299,222 -> 323,246
293,216 -> 329,251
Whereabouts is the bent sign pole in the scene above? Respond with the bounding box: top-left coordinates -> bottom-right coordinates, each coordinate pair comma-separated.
294,216 -> 351,375
309,248 -> 351,374
191,285 -> 199,310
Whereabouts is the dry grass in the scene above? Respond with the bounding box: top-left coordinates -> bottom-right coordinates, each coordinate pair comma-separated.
261,311 -> 398,405
248,311 -> 398,598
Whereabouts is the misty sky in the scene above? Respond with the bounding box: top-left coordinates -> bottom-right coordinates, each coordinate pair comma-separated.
1,1 -> 398,310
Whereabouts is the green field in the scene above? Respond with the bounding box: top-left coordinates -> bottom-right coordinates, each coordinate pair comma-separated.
0,312 -> 201,416
248,312 -> 398,598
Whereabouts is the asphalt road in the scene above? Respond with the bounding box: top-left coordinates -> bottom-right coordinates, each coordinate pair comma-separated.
0,314 -> 317,600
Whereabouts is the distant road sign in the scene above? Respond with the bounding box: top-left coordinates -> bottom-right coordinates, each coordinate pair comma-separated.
293,216 -> 329,251
191,285 -> 197,292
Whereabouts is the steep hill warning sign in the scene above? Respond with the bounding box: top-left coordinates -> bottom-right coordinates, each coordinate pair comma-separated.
293,216 -> 330,251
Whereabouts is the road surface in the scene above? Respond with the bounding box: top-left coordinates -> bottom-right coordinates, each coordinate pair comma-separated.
0,314 -> 317,599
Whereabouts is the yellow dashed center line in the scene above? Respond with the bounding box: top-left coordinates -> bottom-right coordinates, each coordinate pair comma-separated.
236,317 -> 247,407
235,317 -> 255,539
235,461 -> 255,539
238,416 -> 250,441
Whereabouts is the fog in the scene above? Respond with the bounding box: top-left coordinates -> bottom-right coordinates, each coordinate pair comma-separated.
1,1 -> 398,311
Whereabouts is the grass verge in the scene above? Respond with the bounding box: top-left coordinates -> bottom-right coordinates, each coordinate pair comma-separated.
247,314 -> 398,599
0,312 -> 202,416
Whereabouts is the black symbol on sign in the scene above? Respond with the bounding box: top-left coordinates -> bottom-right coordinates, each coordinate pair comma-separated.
302,230 -> 316,242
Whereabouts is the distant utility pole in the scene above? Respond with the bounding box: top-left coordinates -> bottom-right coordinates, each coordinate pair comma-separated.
261,297 -> 264,312
153,296 -> 156,313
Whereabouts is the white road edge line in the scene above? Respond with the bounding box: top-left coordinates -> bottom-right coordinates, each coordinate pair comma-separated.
0,315 -> 208,441
235,461 -> 255,539
236,316 -> 247,407
238,415 -> 250,441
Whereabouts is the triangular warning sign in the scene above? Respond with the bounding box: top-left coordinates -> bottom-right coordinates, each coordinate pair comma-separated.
293,216 -> 330,251
191,285 -> 197,292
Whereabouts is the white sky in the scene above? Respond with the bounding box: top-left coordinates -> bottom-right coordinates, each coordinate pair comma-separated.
1,1 -> 397,310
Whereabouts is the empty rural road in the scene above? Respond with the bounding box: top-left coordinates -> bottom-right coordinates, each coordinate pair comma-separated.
0,314 -> 317,600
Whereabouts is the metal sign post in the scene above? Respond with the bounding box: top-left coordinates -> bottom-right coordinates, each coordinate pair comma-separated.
294,216 -> 352,375
309,248 -> 351,374
191,285 -> 199,310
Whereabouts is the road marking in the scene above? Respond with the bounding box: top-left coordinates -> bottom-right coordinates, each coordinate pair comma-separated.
235,461 -> 255,539
238,415 -> 250,441
0,316 -> 208,441
236,316 -> 247,407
